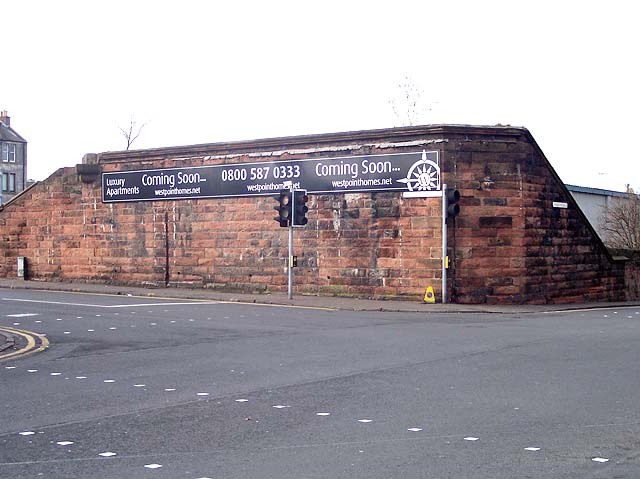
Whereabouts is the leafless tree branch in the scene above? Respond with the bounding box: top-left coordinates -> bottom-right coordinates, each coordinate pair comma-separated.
119,117 -> 148,150
388,76 -> 431,127
600,192 -> 640,250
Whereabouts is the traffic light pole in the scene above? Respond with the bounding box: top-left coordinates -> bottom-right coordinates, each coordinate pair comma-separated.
274,186 -> 308,300
442,183 -> 448,304
288,186 -> 295,300
273,184 -> 296,299
288,195 -> 294,300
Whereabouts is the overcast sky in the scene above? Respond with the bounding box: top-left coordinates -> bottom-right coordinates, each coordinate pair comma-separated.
3,0 -> 638,191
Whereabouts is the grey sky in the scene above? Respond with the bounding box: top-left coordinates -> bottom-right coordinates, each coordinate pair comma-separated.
3,0 -> 638,191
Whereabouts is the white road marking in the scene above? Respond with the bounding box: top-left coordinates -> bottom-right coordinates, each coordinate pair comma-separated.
6,313 -> 38,318
235,399 -> 248,403
98,452 -> 117,457
407,428 -> 422,432
2,298 -> 221,308
358,419 -> 373,423
19,431 -> 35,436
57,441 -> 74,446
144,464 -> 163,469
592,457 -> 609,463
524,447 -> 541,451
316,412 -> 330,416
464,437 -> 479,441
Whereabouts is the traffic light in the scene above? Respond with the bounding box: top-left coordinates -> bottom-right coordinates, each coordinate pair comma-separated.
293,189 -> 309,226
274,190 -> 291,227
446,189 -> 461,219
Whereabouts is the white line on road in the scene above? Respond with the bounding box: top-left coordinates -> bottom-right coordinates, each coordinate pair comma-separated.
2,298 -> 220,308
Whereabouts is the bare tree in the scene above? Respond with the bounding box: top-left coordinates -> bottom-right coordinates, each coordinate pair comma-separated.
119,117 -> 148,150
388,76 -> 430,126
600,187 -> 640,250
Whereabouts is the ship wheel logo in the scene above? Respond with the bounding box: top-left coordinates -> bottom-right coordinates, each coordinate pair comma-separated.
398,150 -> 441,192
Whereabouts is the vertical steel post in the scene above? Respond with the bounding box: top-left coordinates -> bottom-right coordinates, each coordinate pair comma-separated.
288,188 -> 295,300
288,223 -> 293,300
442,184 -> 447,304
164,212 -> 170,287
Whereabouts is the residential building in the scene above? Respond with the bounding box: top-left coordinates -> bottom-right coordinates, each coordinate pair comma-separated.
0,110 -> 27,204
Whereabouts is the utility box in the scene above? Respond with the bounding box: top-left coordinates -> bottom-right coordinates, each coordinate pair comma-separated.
17,256 -> 26,279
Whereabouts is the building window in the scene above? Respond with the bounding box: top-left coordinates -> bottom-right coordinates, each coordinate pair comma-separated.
2,173 -> 15,192
1,143 -> 16,163
2,143 -> 16,162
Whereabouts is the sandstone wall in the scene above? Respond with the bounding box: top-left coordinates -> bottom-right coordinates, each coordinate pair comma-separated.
0,125 -> 627,304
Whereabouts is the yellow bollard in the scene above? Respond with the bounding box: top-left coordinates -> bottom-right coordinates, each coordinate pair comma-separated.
423,286 -> 435,304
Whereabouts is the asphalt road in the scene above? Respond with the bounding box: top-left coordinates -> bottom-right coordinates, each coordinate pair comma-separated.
1,289 -> 639,478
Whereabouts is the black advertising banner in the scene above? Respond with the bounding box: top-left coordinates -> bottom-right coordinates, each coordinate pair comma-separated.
102,150 -> 441,203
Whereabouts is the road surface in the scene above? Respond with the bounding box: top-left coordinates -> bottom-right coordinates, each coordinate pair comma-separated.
1,289 -> 639,478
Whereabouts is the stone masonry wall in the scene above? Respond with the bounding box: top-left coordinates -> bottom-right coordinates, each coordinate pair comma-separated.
0,125 -> 628,304
520,150 -> 625,304
0,132 -> 445,300
446,132 -> 528,304
444,129 -> 625,304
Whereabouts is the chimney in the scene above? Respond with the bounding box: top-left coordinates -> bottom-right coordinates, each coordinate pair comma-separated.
0,110 -> 9,127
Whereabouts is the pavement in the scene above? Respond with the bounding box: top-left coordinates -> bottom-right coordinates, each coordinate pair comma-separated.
1,277 -> 639,357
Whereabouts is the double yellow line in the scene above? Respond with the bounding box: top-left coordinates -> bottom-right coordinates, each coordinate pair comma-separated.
0,327 -> 49,362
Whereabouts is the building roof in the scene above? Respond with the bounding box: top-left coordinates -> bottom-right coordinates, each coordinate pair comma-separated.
0,121 -> 27,143
565,184 -> 632,198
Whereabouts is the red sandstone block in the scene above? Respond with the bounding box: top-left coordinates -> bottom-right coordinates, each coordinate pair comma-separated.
411,217 -> 441,230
